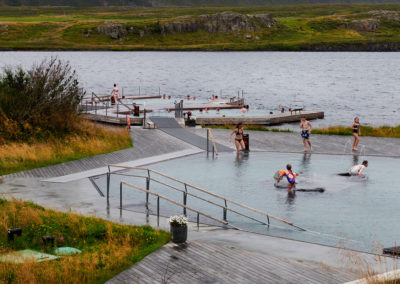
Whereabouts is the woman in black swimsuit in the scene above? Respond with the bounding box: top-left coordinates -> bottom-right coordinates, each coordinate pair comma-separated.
229,123 -> 246,153
352,117 -> 360,151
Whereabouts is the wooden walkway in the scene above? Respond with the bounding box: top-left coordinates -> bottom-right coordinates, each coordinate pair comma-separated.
107,241 -> 359,284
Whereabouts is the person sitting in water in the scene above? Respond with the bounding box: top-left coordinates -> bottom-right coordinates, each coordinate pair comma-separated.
276,164 -> 297,192
229,122 -> 246,153
348,160 -> 368,176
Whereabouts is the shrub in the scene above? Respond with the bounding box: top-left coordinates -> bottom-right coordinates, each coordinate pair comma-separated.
0,58 -> 85,143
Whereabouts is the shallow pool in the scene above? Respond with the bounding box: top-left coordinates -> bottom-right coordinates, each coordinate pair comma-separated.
94,152 -> 400,253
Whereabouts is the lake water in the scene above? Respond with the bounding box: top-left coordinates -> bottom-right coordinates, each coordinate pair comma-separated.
1,51 -> 400,128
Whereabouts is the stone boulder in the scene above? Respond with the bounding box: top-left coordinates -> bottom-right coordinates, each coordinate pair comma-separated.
97,23 -> 128,39
349,19 -> 380,32
367,10 -> 400,22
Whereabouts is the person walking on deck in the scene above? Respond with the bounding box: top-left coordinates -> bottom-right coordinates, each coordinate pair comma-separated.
352,117 -> 361,151
300,117 -> 312,152
111,83 -> 120,105
229,123 -> 246,153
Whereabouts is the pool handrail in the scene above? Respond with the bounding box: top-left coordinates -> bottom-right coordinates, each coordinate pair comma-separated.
115,172 -> 269,226
207,128 -> 219,155
120,180 -> 229,228
107,164 -> 306,231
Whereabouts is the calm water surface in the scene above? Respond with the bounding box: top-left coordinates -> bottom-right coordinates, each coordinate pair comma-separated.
1,51 -> 400,127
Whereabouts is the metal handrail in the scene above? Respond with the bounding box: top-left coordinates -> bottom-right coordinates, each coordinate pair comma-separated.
107,165 -> 306,231
120,181 -> 229,228
112,172 -> 269,226
207,128 -> 218,155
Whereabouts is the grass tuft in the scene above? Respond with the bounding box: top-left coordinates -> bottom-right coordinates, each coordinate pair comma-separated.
311,125 -> 400,138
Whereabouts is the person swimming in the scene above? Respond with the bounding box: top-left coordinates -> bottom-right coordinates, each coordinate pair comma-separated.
348,160 -> 368,176
276,164 -> 297,192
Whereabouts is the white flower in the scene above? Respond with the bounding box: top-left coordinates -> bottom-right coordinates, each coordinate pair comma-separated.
169,215 -> 188,226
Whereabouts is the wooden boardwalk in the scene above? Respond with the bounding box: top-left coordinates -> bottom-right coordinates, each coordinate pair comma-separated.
107,241 -> 358,284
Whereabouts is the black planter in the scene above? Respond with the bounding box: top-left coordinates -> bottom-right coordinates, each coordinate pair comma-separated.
170,225 -> 187,244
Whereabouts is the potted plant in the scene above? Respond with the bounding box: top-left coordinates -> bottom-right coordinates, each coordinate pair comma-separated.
169,215 -> 188,244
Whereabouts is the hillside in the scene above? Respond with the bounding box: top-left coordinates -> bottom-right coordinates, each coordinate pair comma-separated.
1,5 -> 400,50
2,0 -> 400,6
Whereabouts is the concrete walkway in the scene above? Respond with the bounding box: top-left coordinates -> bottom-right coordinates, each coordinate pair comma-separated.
188,128 -> 400,157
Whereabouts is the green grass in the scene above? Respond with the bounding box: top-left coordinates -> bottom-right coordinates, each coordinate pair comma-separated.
0,198 -> 170,283
1,4 -> 400,50
311,125 -> 400,138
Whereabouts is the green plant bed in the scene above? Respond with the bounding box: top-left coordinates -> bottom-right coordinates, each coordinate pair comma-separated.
311,125 -> 400,138
203,124 -> 293,133
0,199 -> 170,283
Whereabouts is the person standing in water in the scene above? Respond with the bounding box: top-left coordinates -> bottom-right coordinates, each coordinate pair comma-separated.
348,160 -> 368,176
300,117 -> 312,152
110,83 -> 120,105
352,117 -> 360,151
229,123 -> 246,153
276,164 -> 297,192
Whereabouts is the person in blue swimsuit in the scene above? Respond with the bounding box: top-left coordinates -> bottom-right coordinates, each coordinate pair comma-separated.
300,117 -> 312,152
276,164 -> 297,192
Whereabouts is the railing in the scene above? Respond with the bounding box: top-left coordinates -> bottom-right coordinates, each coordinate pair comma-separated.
206,128 -> 218,157
106,165 -> 307,231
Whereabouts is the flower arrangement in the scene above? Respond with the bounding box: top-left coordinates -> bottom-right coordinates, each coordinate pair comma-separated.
169,215 -> 188,227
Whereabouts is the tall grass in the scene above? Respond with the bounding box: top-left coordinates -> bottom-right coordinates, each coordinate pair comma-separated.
311,125 -> 400,138
0,120 -> 132,175
0,198 -> 170,283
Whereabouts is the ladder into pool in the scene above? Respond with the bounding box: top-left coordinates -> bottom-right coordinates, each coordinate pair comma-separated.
106,164 -> 307,232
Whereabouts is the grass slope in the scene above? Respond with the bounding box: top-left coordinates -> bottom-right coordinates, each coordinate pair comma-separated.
0,4 -> 400,50
0,198 -> 170,283
0,120 -> 132,176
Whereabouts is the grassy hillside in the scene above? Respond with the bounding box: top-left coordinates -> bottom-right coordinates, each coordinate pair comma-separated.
1,4 -> 400,50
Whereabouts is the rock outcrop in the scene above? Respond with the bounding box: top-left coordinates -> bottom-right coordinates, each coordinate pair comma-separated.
349,18 -> 380,32
367,10 -> 400,22
161,12 -> 276,34
97,23 -> 128,39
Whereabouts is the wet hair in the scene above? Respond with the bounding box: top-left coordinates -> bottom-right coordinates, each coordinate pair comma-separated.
286,164 -> 292,170
354,117 -> 359,121
236,122 -> 242,128
114,84 -> 116,87
362,160 -> 368,166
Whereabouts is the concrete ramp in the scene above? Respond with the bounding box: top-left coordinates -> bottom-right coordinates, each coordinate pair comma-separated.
150,117 -> 232,152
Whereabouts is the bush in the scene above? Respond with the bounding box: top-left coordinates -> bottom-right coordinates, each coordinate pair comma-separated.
0,58 -> 85,143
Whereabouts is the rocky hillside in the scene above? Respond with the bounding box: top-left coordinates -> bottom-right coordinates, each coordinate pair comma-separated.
96,12 -> 276,39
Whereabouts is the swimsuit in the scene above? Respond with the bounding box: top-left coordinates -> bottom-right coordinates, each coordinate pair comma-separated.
235,129 -> 244,142
353,124 -> 359,134
301,130 -> 310,139
349,165 -> 365,175
279,170 -> 296,185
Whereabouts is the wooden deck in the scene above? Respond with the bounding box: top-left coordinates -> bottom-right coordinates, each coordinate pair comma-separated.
107,241 -> 358,284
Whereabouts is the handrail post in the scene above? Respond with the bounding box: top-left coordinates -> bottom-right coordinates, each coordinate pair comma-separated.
106,101 -> 108,117
120,182 -> 123,209
206,128 -> 209,155
146,177 -> 150,210
197,213 -> 200,229
106,172 -> 110,205
157,196 -> 160,227
183,184 -> 188,216
267,215 -> 270,227
223,200 -> 227,221
95,101 -> 97,114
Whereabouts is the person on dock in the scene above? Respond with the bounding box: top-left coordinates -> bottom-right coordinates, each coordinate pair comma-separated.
348,160 -> 368,176
276,164 -> 296,192
300,117 -> 312,152
352,117 -> 361,151
229,123 -> 246,153
110,84 -> 120,105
